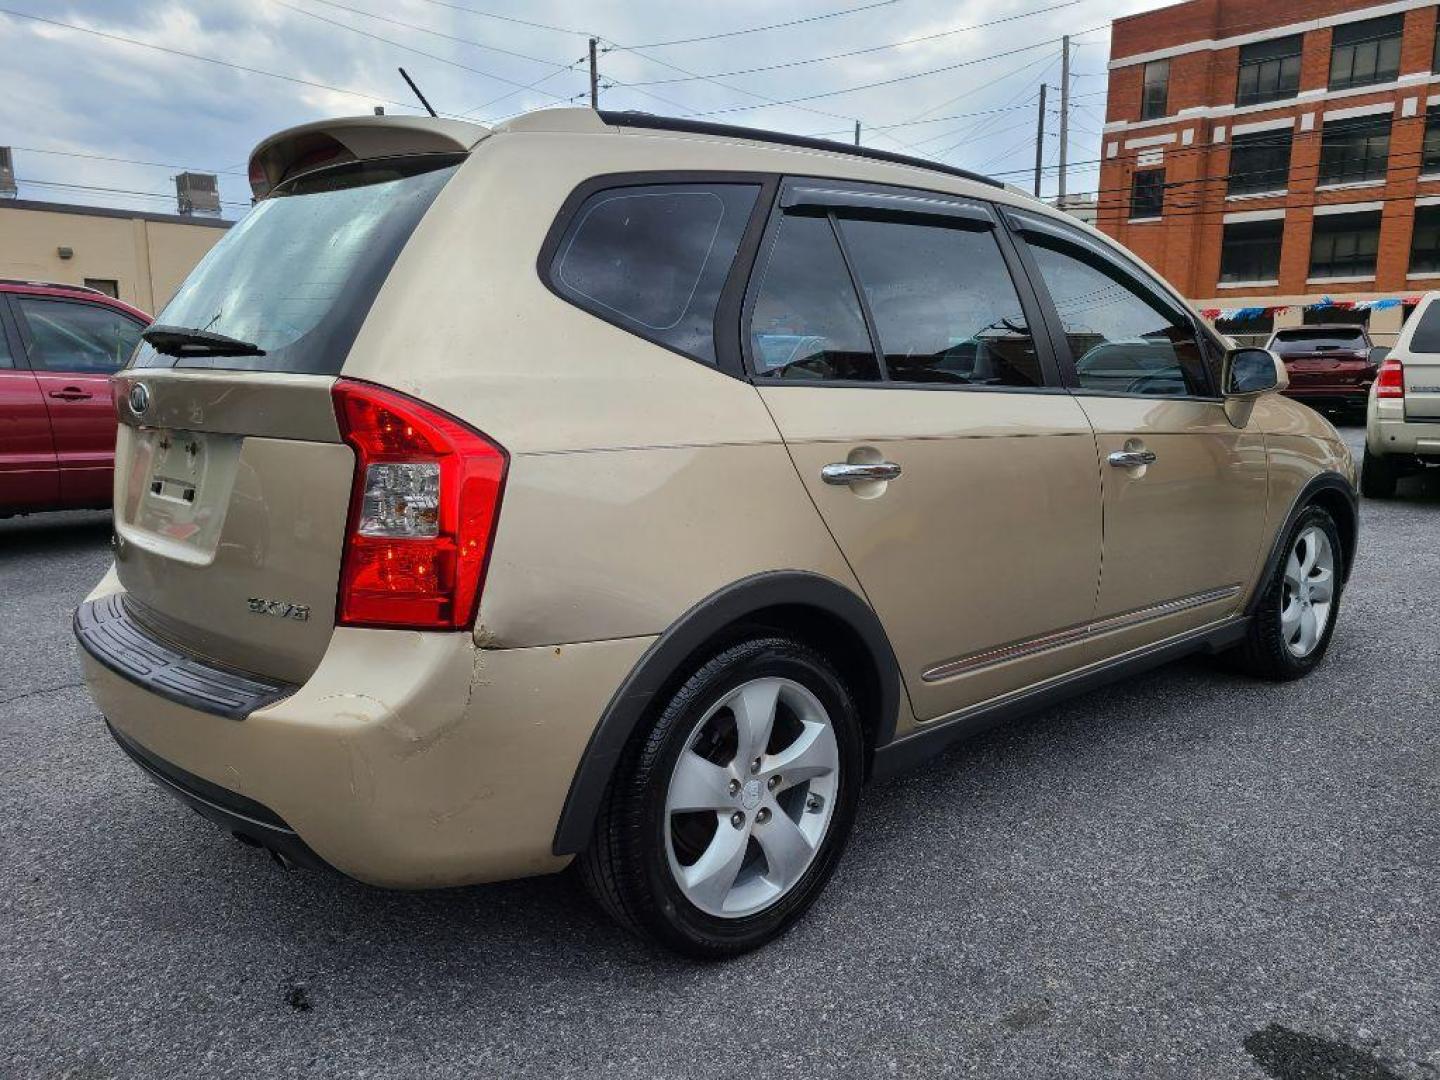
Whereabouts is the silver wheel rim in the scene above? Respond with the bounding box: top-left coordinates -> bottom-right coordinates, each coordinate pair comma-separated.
664,676 -> 840,919
1281,526 -> 1335,658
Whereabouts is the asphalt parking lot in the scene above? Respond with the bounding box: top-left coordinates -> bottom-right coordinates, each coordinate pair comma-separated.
1,424 -> 1436,1080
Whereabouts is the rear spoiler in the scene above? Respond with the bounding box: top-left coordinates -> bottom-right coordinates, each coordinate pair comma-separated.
248,115 -> 490,200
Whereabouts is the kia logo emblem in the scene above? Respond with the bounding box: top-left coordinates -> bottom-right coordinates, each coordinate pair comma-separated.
128,382 -> 150,416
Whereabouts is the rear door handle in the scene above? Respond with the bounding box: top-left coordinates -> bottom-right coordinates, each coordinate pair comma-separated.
821,461 -> 902,485
1107,450 -> 1157,468
48,387 -> 93,401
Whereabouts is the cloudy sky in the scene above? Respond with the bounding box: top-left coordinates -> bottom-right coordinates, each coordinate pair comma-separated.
1,0 -> 1172,220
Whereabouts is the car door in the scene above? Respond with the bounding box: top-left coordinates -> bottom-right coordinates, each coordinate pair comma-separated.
0,298 -> 59,510
746,180 -> 1103,722
1005,210 -> 1268,640
11,295 -> 145,507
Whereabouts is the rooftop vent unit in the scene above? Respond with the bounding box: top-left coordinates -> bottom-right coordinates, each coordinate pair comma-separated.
0,148 -> 16,199
175,171 -> 220,216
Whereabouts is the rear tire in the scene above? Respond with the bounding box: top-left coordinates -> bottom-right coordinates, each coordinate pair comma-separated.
1360,448 -> 1398,499
1228,505 -> 1343,681
579,635 -> 863,959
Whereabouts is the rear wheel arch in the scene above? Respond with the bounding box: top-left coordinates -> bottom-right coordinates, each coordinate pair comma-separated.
552,571 -> 902,856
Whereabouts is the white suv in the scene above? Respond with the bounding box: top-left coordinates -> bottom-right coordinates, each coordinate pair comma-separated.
1362,291 -> 1440,497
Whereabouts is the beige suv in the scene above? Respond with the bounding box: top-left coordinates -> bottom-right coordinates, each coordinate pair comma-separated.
1361,291 -> 1440,497
77,109 -> 1358,957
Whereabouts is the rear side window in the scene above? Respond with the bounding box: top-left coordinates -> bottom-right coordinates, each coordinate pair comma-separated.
549,182 -> 760,365
748,213 -> 880,382
837,217 -> 1042,387
13,297 -> 143,373
1409,304 -> 1440,353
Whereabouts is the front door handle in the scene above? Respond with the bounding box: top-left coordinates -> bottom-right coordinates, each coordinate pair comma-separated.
1108,450 -> 1157,468
821,461 -> 902,485
48,387 -> 93,401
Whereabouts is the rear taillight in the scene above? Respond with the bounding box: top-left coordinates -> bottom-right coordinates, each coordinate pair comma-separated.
332,379 -> 507,630
1376,357 -> 1405,399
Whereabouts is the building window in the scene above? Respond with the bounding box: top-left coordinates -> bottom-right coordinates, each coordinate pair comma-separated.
1411,204 -> 1440,275
1220,219 -> 1284,283
1309,210 -> 1382,280
1424,106 -> 1440,175
1434,14 -> 1440,73
1236,35 -> 1303,106
1329,14 -> 1403,91
1227,130 -> 1293,196
83,278 -> 119,298
1130,170 -> 1165,218
1317,115 -> 1391,186
1141,60 -> 1169,119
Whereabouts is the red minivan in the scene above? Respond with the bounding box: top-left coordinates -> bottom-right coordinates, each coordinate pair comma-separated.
0,280 -> 149,517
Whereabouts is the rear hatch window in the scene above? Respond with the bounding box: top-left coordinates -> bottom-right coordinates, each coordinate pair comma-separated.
1270,329 -> 1367,353
131,155 -> 461,374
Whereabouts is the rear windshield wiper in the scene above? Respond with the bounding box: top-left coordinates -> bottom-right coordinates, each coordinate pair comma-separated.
142,324 -> 266,358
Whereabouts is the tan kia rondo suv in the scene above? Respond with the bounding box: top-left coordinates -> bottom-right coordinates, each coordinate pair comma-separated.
77,109 -> 1358,957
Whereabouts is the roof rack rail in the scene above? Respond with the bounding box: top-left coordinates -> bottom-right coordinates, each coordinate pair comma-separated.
597,111 -> 1004,190
0,278 -> 106,296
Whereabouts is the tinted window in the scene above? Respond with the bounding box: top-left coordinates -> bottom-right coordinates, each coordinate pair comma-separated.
1329,14 -> 1402,91
1270,329 -> 1368,352
552,183 -> 759,365
1410,303 -> 1440,353
749,214 -> 879,382
1141,60 -> 1169,120
1309,210 -> 1381,280
1318,115 -> 1391,186
1411,203 -> 1440,275
14,297 -> 143,373
1220,219 -> 1283,283
1227,130 -> 1292,196
133,156 -> 460,374
1236,35 -> 1302,106
1026,238 -> 1208,397
1130,170 -> 1164,218
0,314 -> 12,368
837,216 -> 1041,387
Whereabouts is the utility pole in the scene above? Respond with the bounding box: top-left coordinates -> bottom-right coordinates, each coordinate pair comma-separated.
1058,35 -> 1071,202
589,37 -> 599,109
1033,83 -> 1047,198
854,120 -> 861,146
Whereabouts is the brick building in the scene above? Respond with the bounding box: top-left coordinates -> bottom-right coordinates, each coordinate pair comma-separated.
1099,0 -> 1440,344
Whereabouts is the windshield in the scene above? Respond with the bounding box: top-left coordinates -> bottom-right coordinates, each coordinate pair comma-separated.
1270,328 -> 1367,352
131,155 -> 461,373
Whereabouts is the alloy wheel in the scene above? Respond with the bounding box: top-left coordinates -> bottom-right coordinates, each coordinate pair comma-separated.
663,676 -> 840,919
1280,525 -> 1335,658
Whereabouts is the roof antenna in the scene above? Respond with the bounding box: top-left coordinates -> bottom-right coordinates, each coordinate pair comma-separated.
398,67 -> 438,118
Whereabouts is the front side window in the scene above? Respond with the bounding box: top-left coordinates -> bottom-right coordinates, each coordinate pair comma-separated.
1130,170 -> 1165,218
748,213 -> 880,382
1227,130 -> 1293,196
1329,14 -> 1403,91
13,297 -> 143,373
1410,204 -> 1440,276
1317,115 -> 1391,186
550,182 -> 760,366
1220,219 -> 1284,283
1141,60 -> 1170,120
1236,35 -> 1303,106
837,216 -> 1042,387
1309,210 -> 1382,279
1025,235 -> 1209,397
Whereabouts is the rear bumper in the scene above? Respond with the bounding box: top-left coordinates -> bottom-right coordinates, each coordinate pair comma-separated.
78,576 -> 653,888
1369,410 -> 1440,459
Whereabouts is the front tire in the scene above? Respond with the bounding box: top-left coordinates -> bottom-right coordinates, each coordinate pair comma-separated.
579,635 -> 863,958
1228,505 -> 1343,681
1360,448 -> 1398,499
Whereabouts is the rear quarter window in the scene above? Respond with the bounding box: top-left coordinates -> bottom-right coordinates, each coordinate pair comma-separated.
547,181 -> 761,366
1408,303 -> 1440,353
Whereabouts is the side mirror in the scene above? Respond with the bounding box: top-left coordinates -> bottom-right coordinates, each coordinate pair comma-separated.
1223,347 -> 1287,398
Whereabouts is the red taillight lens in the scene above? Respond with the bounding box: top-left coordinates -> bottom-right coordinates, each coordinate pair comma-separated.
332,379 -> 507,630
1376,357 -> 1405,399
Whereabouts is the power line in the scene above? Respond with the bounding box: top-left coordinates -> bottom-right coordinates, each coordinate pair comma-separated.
15,176 -> 250,210
0,6 -> 412,111
625,0 -> 901,50
5,146 -> 246,177
620,1 -> 1083,87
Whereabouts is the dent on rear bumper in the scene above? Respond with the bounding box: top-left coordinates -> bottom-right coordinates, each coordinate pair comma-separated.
80,575 -> 653,888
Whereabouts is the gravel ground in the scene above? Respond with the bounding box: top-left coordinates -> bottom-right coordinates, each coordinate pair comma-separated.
1,424 -> 1437,1080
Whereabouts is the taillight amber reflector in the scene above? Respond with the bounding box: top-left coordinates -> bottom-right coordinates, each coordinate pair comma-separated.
332,379 -> 508,630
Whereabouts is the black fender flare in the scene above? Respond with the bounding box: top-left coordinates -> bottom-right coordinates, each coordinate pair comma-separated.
552,571 -> 902,855
1246,471 -> 1359,615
